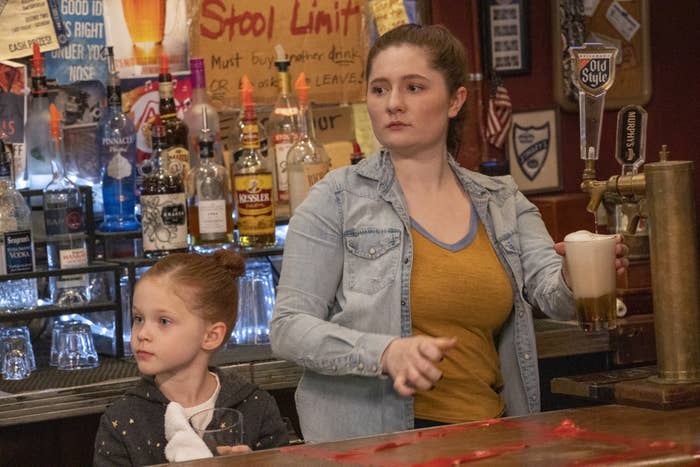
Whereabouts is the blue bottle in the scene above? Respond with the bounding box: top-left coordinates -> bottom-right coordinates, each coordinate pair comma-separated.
98,46 -> 140,232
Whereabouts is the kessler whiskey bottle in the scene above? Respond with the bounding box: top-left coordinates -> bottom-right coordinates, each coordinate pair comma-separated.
141,119 -> 188,258
234,76 -> 275,248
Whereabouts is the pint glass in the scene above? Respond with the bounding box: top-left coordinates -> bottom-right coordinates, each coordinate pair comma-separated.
564,230 -> 618,331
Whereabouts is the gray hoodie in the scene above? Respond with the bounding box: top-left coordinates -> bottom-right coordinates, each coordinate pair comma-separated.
93,367 -> 288,466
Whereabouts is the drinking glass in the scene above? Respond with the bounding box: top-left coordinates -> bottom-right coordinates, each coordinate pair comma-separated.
50,319 -> 80,366
1,326 -> 36,372
232,260 -> 275,345
56,322 -> 100,370
189,408 -> 244,456
564,230 -> 618,331
1,327 -> 35,380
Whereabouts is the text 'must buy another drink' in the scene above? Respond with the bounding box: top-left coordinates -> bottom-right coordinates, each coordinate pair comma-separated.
564,230 -> 617,331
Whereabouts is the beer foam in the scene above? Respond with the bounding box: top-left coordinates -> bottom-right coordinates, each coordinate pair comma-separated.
564,230 -> 616,242
564,230 -> 617,298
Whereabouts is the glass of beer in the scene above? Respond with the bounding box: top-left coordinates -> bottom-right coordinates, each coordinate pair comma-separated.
564,230 -> 618,331
121,0 -> 166,62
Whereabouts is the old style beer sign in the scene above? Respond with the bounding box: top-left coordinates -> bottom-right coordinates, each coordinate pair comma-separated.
568,43 -> 618,97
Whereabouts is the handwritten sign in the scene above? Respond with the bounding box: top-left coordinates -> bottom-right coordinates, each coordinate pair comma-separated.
45,0 -> 108,85
370,0 -> 409,36
189,0 -> 368,108
0,0 -> 60,59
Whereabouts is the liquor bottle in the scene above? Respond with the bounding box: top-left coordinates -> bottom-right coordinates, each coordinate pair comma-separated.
267,45 -> 299,205
350,141 -> 365,165
0,133 -> 38,310
286,73 -> 330,216
43,104 -> 90,306
234,76 -> 275,248
158,54 -> 190,178
186,108 -> 234,252
141,119 -> 188,258
98,46 -> 141,232
183,57 -> 221,168
25,43 -> 53,189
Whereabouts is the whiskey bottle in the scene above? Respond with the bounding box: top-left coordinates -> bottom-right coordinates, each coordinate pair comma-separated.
43,105 -> 90,306
267,45 -> 299,205
235,76 -> 275,248
286,72 -> 329,216
141,119 -> 188,258
158,54 -> 190,178
186,108 -> 234,252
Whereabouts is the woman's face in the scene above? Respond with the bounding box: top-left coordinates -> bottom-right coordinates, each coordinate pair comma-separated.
366,44 -> 465,157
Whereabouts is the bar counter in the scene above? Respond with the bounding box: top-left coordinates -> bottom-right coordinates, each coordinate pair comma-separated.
0,319 -> 608,427
168,404 -> 700,466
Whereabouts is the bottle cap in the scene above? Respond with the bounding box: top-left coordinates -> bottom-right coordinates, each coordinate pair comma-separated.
294,72 -> 309,105
159,53 -> 171,81
49,104 -> 62,141
240,75 -> 254,109
32,42 -> 44,77
273,44 -> 290,71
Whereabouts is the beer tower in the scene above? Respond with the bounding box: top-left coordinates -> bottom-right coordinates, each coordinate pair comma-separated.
571,43 -> 700,407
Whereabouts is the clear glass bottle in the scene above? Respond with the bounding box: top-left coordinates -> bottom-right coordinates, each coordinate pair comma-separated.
234,76 -> 275,248
141,120 -> 188,258
0,133 -> 38,311
286,73 -> 330,216
158,54 -> 190,178
43,105 -> 90,306
25,43 -> 53,189
183,57 -> 221,169
267,46 -> 299,205
98,46 -> 141,232
186,108 -> 234,252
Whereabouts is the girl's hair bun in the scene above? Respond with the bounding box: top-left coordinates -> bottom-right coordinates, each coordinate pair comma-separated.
211,249 -> 246,279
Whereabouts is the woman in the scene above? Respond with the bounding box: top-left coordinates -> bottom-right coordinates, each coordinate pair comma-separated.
270,24 -> 628,443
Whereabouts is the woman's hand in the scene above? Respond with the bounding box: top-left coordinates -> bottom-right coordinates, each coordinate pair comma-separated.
554,234 -> 630,286
215,445 -> 251,456
380,336 -> 457,397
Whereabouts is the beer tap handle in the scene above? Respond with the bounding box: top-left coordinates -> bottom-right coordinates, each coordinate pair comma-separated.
615,105 -> 647,175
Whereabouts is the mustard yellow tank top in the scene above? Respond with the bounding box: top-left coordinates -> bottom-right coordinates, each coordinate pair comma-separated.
411,219 -> 513,423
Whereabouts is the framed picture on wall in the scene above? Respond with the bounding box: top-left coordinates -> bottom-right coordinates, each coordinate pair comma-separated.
481,0 -> 530,75
507,108 -> 563,194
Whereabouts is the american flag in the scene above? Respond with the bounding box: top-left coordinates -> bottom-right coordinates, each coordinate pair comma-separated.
485,83 -> 513,149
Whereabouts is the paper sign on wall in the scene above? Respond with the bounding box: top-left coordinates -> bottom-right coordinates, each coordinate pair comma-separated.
369,0 -> 409,36
189,0 -> 369,109
0,0 -> 60,60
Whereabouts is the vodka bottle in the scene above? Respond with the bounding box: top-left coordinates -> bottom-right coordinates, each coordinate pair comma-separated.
235,76 -> 275,247
158,54 -> 190,179
267,45 -> 299,205
43,105 -> 90,306
186,108 -> 234,252
141,120 -> 188,258
25,43 -> 53,189
286,73 -> 329,216
98,47 -> 140,232
183,57 -> 221,168
0,133 -> 38,311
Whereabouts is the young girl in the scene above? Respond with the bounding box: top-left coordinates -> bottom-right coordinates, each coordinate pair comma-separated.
94,250 -> 288,465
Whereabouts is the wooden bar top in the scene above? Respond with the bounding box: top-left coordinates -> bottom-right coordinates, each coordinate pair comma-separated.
170,405 -> 700,466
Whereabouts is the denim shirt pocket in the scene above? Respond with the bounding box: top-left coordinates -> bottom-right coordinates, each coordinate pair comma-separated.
344,228 -> 401,294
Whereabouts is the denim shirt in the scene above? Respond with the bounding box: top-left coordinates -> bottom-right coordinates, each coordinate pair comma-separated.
270,150 -> 575,443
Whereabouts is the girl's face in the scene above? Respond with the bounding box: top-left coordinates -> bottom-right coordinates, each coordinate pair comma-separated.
366,44 -> 466,158
131,276 -> 211,377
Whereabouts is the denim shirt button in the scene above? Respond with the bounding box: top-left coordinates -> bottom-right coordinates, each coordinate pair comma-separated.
519,311 -> 524,318
369,247 -> 376,256
332,365 -> 337,371
358,363 -> 364,370
524,353 -> 531,360
372,365 -> 378,372
401,300 -> 406,306
404,257 -> 409,264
